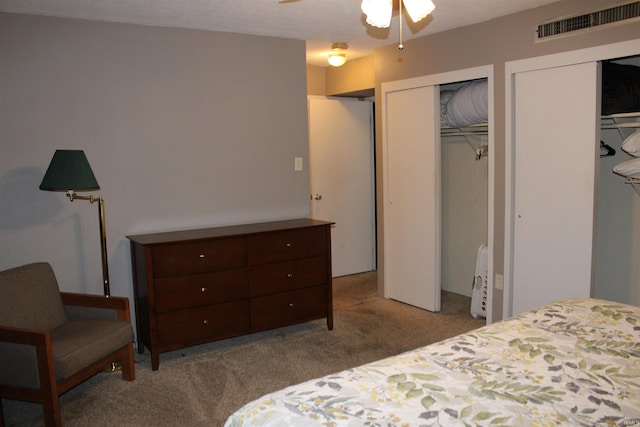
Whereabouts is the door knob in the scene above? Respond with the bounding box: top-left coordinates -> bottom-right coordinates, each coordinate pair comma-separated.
311,194 -> 322,200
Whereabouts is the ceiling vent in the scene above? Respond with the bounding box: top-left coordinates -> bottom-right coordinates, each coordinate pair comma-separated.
536,1 -> 640,40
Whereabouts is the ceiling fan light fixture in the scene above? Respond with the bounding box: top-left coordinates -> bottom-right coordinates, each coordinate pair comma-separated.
402,0 -> 435,23
361,0 -> 436,50
361,0 -> 392,28
328,42 -> 348,67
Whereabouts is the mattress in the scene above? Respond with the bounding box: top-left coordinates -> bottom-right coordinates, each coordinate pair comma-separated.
225,298 -> 640,426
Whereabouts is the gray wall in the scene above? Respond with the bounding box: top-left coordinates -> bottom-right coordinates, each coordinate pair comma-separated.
0,13 -> 310,326
441,134 -> 488,297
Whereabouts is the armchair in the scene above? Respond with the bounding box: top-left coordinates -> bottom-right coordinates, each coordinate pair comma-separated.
0,262 -> 135,427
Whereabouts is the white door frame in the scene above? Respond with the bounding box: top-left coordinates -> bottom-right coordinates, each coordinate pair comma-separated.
504,39 -> 640,319
380,65 -> 494,320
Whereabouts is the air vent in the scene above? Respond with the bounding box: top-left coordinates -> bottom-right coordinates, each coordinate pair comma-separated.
536,1 -> 640,40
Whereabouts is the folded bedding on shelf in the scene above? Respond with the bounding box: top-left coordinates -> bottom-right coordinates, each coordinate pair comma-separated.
440,90 -> 455,124
614,157 -> 640,179
622,130 -> 640,157
602,61 -> 640,116
444,79 -> 488,127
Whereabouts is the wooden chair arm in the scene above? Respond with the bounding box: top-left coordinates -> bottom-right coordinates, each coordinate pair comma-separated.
0,325 -> 57,398
60,292 -> 130,322
0,324 -> 48,347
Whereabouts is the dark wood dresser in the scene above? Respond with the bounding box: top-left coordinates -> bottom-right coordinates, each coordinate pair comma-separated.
127,218 -> 333,370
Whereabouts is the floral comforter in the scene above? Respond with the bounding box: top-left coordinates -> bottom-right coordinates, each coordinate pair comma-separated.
224,298 -> 640,426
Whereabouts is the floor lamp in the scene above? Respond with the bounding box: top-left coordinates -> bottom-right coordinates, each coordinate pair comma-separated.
39,150 -> 111,297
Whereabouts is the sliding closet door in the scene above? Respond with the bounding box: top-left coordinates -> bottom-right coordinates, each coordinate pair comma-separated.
384,85 -> 441,312
510,62 -> 599,315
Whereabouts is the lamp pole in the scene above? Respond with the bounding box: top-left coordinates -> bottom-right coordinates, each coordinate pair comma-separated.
68,191 -> 111,297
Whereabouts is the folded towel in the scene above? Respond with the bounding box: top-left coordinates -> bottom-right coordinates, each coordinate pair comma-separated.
613,157 -> 640,179
622,130 -> 640,157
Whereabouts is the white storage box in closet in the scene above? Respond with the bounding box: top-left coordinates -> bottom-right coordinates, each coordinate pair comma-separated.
471,243 -> 488,319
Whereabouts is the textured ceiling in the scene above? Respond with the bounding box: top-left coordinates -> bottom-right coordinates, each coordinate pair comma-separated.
0,0 -> 560,66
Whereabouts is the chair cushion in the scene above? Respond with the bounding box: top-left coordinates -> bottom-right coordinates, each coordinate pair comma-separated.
0,262 -> 67,331
51,319 -> 134,380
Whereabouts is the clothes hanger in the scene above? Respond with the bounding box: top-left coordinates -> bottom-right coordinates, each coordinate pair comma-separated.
600,140 -> 616,157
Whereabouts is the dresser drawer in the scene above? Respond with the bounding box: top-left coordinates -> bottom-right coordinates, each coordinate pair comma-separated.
251,285 -> 328,331
154,269 -> 248,312
248,256 -> 327,297
247,227 -> 326,265
156,300 -> 250,348
151,237 -> 246,278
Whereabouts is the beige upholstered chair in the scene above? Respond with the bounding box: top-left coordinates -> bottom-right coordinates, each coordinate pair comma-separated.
0,262 -> 135,427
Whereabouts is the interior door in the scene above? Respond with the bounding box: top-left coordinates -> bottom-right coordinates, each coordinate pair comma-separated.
383,85 -> 441,312
308,97 -> 375,277
510,62 -> 599,315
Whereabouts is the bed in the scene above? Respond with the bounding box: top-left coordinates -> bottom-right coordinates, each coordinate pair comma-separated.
224,298 -> 640,426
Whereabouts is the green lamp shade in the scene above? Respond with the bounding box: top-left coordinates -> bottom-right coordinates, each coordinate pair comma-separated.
39,150 -> 100,191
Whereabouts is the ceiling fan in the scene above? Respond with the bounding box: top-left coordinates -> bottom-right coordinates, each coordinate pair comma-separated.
278,0 -> 436,50
279,0 -> 435,23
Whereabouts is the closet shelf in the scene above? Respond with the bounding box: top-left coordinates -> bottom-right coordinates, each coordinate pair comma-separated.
441,123 -> 488,160
602,111 -> 640,119
441,123 -> 488,135
626,178 -> 640,197
601,112 -> 640,140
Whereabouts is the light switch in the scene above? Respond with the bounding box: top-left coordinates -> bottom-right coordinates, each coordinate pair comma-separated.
294,157 -> 303,171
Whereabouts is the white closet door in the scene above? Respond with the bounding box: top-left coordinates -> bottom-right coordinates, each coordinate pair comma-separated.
511,62 -> 599,315
384,85 -> 441,312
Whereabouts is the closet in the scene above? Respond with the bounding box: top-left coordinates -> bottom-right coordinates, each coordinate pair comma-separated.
595,56 -> 640,306
505,40 -> 640,318
440,80 -> 489,310
381,66 -> 492,321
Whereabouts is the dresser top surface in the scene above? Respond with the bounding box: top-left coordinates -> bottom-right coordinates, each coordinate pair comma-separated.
126,218 -> 333,245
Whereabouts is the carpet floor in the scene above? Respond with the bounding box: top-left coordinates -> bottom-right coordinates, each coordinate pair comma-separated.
2,271 -> 485,426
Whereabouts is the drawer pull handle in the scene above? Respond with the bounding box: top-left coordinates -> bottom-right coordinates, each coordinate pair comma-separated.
287,273 -> 293,279
201,287 -> 207,293
198,254 -> 205,259
286,243 -> 292,248
289,303 -> 294,307
203,320 -> 209,325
